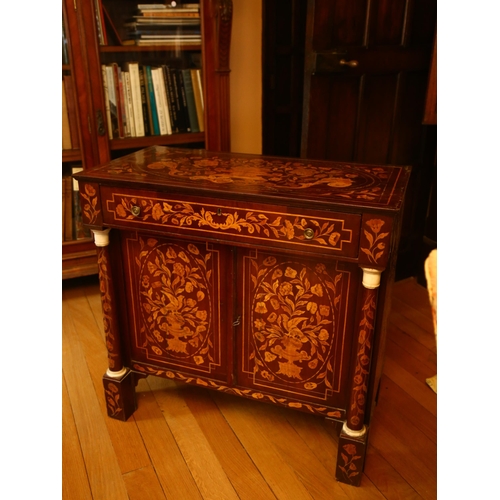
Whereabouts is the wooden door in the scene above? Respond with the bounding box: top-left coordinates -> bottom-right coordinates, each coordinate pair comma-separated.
118,230 -> 235,384
236,247 -> 358,413
301,0 -> 436,277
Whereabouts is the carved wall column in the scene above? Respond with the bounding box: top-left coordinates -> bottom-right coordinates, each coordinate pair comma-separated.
335,267 -> 381,486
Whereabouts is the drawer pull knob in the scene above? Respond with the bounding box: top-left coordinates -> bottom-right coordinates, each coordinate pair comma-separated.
304,228 -> 315,240
130,205 -> 141,217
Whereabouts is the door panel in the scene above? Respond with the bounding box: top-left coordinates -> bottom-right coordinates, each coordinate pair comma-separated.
301,0 -> 436,278
119,230 -> 234,383
236,247 -> 358,410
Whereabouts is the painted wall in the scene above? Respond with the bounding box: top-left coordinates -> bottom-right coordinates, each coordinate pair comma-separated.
229,0 -> 262,154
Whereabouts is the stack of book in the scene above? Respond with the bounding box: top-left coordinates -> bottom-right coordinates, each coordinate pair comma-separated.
125,3 -> 201,46
101,62 -> 204,139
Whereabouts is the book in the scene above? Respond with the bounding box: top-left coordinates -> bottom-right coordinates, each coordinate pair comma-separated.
177,68 -> 192,132
62,80 -> 72,150
111,63 -> 125,139
123,71 -> 136,137
139,67 -> 151,136
116,65 -> 129,137
139,11 -> 200,18
135,39 -> 201,46
181,69 -> 199,133
191,68 -> 204,132
101,65 -> 113,140
144,66 -> 160,135
161,65 -> 180,134
151,67 -> 169,135
126,62 -> 145,137
174,67 -> 191,132
157,67 -> 173,135
105,65 -> 119,138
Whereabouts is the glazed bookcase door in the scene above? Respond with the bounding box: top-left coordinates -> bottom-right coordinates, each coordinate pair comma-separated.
62,0 -> 99,279
79,0 -> 231,162
119,230 -> 234,383
236,247 -> 359,414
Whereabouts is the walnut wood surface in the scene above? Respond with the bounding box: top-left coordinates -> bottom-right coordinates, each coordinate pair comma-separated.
75,145 -> 410,213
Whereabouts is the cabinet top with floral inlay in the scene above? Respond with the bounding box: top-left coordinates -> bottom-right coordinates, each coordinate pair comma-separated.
74,146 -> 410,211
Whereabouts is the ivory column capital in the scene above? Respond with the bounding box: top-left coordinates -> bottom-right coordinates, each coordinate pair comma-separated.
361,267 -> 381,289
92,228 -> 111,247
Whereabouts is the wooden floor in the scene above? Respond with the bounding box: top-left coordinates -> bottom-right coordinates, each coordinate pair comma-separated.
62,276 -> 437,500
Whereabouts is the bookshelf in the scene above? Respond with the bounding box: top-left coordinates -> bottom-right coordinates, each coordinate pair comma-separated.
62,0 -> 233,279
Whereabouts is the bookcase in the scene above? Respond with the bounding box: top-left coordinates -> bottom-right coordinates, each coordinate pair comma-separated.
62,0 -> 233,279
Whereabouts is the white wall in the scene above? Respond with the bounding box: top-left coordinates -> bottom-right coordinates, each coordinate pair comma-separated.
229,0 -> 262,154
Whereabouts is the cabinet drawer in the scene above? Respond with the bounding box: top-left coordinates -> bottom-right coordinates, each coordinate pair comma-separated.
102,187 -> 361,258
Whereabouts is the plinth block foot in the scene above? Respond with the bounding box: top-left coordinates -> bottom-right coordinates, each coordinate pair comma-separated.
335,425 -> 368,486
103,370 -> 137,421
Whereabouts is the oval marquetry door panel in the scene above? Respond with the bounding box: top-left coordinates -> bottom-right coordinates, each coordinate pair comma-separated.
120,231 -> 234,383
237,248 -> 359,411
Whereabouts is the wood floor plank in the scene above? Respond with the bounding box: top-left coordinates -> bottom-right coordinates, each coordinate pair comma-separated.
376,376 -> 436,444
369,420 -> 437,500
62,374 -> 93,500
371,398 -> 437,473
244,400 -> 386,500
180,384 -> 278,500
391,296 -> 434,336
287,410 -> 419,499
388,322 -> 437,368
392,279 -> 432,313
132,378 -> 204,500
83,279 -> 107,344
382,357 -> 437,417
385,338 -> 436,384
62,295 -> 129,500
387,310 -> 436,352
147,377 -> 240,500
63,286 -> 152,475
123,466 -> 167,500
363,447 -> 423,500
212,391 -> 315,500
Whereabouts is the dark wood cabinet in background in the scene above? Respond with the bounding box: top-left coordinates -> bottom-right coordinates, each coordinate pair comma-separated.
75,145 -> 411,486
62,0 -> 232,279
263,0 -> 437,280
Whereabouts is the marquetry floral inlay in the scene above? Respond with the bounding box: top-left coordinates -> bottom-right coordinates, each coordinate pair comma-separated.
136,238 -> 214,367
132,364 -> 343,418
112,195 -> 347,248
97,248 -> 119,370
80,183 -> 100,224
349,291 -> 376,428
338,443 -> 362,483
249,257 -> 343,392
360,219 -> 389,264
104,382 -> 122,418
102,149 -> 403,206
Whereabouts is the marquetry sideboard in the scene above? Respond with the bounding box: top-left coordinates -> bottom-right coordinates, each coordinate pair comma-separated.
74,146 -> 410,486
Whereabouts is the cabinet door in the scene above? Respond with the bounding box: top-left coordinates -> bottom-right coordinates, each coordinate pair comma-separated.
119,230 -> 234,383
236,248 -> 358,411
